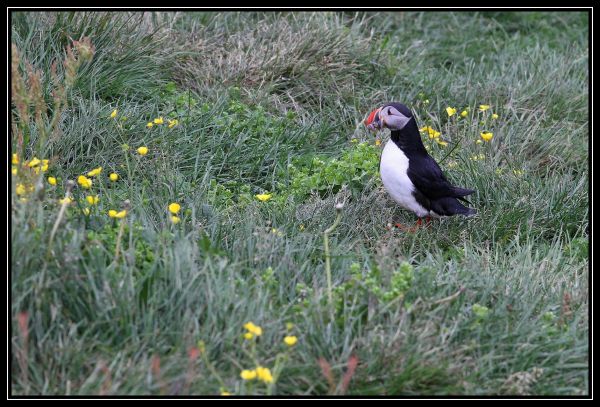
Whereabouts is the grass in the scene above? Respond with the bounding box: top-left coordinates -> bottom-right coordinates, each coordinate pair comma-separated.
10,11 -> 589,396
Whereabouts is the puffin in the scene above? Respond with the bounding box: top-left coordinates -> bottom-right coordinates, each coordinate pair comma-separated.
364,102 -> 476,228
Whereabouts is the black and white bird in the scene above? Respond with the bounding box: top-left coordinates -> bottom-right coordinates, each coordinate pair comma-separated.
364,102 -> 476,227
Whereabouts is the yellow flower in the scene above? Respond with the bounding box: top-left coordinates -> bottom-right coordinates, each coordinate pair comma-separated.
168,119 -> 179,128
284,335 -> 298,346
221,391 -> 232,396
12,154 -> 19,164
16,183 -> 27,195
435,139 -> 448,147
12,167 -> 18,175
87,167 -> 103,177
255,193 -> 272,202
243,321 -> 263,336
109,209 -> 127,219
48,177 -> 57,186
240,369 -> 257,380
109,173 -> 119,181
41,159 -> 49,172
168,203 -> 181,214
171,215 -> 181,224
147,122 -> 154,128
420,126 -> 440,139
479,104 -> 491,112
86,195 -> 100,205
153,117 -> 164,125
59,196 -> 73,205
475,139 -> 483,144
77,175 -> 92,189
256,366 -> 274,383
83,208 -> 91,216
375,139 -> 381,146
137,146 -> 148,156
243,332 -> 254,340
446,107 -> 456,117
460,110 -> 468,118
492,113 -> 499,120
110,109 -> 118,118
480,131 -> 493,142
28,157 -> 41,167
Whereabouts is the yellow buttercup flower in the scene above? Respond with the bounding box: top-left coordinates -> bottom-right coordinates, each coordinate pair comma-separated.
137,146 -> 148,156
240,369 -> 257,380
460,110 -> 468,118
147,122 -> 154,128
375,139 -> 381,146
86,195 -> 100,205
420,126 -> 440,139
243,332 -> 254,340
59,196 -> 73,205
168,119 -> 179,128
243,321 -> 263,336
87,167 -> 103,177
48,177 -> 57,186
28,157 -> 41,167
110,109 -> 118,118
153,117 -> 164,125
77,175 -> 92,189
255,193 -> 272,202
168,203 -> 181,214
479,104 -> 491,112
171,215 -> 181,224
12,154 -> 19,165
435,139 -> 448,147
12,167 -> 18,175
109,173 -> 119,181
476,139 -> 483,144
256,366 -> 274,383
109,209 -> 127,218
284,335 -> 298,346
480,131 -> 493,142
41,159 -> 49,172
446,107 -> 456,117
492,113 -> 499,120
16,183 -> 27,195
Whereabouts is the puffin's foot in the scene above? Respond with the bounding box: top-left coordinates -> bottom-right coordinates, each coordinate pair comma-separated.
394,216 -> 432,232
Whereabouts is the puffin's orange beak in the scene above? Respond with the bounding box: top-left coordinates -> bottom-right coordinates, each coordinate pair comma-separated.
364,107 -> 383,131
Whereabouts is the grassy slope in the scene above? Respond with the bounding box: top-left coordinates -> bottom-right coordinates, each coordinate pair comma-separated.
11,11 -> 588,396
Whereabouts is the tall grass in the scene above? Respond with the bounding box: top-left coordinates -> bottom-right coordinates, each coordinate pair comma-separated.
11,11 -> 588,396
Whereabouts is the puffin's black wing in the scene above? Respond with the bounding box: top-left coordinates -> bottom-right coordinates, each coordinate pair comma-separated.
407,154 -> 474,200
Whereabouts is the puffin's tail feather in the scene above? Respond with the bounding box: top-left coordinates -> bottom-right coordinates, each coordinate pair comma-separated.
452,186 -> 476,197
431,197 -> 477,217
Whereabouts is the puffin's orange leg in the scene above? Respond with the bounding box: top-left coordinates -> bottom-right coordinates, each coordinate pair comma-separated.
394,218 -> 422,233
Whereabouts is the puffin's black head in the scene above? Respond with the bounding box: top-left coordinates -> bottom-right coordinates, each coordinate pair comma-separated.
364,102 -> 414,132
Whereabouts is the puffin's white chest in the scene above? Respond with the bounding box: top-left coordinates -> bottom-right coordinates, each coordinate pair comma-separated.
380,140 -> 430,217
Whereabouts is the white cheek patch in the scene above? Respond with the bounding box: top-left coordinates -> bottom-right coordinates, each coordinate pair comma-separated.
382,106 -> 411,130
